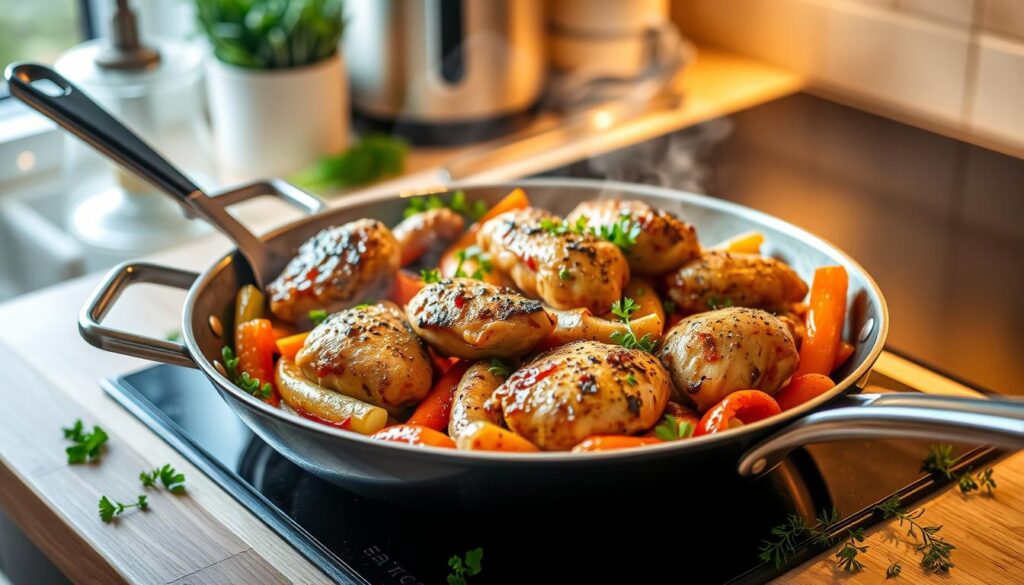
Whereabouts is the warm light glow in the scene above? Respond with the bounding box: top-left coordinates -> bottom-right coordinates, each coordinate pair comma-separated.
16,150 -> 35,172
592,109 -> 616,130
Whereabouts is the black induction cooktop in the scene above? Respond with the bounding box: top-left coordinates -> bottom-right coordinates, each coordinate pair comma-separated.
105,361 -> 996,585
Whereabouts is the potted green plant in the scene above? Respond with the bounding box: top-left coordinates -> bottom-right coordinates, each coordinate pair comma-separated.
196,0 -> 347,181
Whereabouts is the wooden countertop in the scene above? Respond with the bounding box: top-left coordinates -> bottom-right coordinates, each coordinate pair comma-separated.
0,47 -> 1021,583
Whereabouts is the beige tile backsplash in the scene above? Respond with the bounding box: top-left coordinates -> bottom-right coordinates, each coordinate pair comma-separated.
674,0 -> 1024,153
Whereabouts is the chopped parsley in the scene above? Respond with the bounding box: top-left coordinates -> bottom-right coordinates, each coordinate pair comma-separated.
593,213 -> 641,252
221,346 -> 272,400
453,246 -> 493,280
447,547 -> 483,585
308,308 -> 329,325
625,373 -> 638,386
487,359 -> 511,378
706,295 -> 733,310
63,419 -> 109,464
421,268 -> 442,283
653,414 -> 693,440
558,266 -> 572,280
609,297 -> 656,353
139,464 -> 186,494
403,190 -> 487,220
540,215 -> 589,236
98,494 -> 148,523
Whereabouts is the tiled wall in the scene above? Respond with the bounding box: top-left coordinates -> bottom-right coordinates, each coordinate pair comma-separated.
673,0 -> 1024,154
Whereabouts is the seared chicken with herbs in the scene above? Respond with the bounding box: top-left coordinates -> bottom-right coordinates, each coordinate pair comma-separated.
295,303 -> 432,414
477,208 -> 630,313
665,250 -> 808,315
267,219 -> 400,323
567,199 -> 700,275
487,341 -> 671,450
657,307 -> 799,412
228,188 -> 854,454
406,278 -> 555,359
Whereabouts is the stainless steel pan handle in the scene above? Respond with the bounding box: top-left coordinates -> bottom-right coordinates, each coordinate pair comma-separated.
5,62 -> 310,287
79,262 -> 199,368
739,393 -> 1024,476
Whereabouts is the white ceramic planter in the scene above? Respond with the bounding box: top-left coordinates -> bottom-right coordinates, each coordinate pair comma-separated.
206,53 -> 348,182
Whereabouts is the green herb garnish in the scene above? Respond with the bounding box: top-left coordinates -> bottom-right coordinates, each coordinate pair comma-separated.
625,373 -> 638,386
609,297 -> 656,353
487,359 -> 511,378
663,299 -> 677,315
653,415 -> 693,441
705,295 -> 734,310
421,269 -> 442,284
593,213 -> 641,252
875,496 -> 955,572
403,190 -> 488,220
453,246 -> 492,280
447,547 -> 483,585
835,528 -> 868,573
63,419 -> 109,464
309,309 -> 329,326
759,507 -> 841,569
886,560 -> 903,578
221,346 -> 272,399
922,444 -> 996,495
139,464 -> 186,494
540,216 -> 589,236
558,266 -> 572,280
292,135 -> 408,191
98,494 -> 148,523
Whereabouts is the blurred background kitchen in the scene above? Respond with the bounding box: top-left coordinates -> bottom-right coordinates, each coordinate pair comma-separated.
1,0 -> 1022,383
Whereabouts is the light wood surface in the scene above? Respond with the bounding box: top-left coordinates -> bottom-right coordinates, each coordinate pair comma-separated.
0,46 -> 1019,584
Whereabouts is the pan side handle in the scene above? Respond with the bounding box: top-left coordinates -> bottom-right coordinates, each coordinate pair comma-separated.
79,262 -> 198,368
738,394 -> 1024,476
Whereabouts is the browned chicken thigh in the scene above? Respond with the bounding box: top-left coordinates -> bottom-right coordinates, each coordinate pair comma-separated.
567,199 -> 700,275
406,278 -> 555,359
657,307 -> 799,412
665,251 -> 808,315
476,208 -> 630,314
487,341 -> 671,450
295,303 -> 432,414
267,219 -> 400,323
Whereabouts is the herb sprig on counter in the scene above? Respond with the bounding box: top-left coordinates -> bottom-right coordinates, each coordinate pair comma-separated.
63,419 -> 109,464
921,444 -> 996,495
447,547 -> 483,585
140,464 -> 187,494
886,560 -> 903,578
98,494 -> 148,523
609,297 -> 656,353
875,496 -> 955,572
834,528 -> 868,573
221,346 -> 272,400
758,507 -> 842,569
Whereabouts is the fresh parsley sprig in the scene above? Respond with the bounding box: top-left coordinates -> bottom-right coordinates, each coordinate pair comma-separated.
886,560 -> 903,578
452,246 -> 492,280
759,507 -> 842,569
447,547 -> 483,585
835,528 -> 868,573
593,213 -> 641,253
62,419 -> 109,464
609,297 -> 656,353
653,414 -> 694,441
875,496 -> 955,572
140,464 -> 186,494
221,346 -> 272,400
421,268 -> 442,284
540,216 -> 589,236
98,494 -> 148,523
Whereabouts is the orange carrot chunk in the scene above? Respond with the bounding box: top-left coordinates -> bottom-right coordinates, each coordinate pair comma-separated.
371,424 -> 456,448
406,360 -> 471,431
571,435 -> 663,452
275,331 -> 309,361
389,270 -> 426,306
795,266 -> 849,377
235,318 -> 279,405
773,374 -> 836,411
695,390 -> 781,436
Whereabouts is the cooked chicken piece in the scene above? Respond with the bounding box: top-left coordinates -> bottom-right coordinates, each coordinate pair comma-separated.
392,208 -> 465,266
539,309 -> 662,351
406,278 -> 555,359
657,307 -> 799,412
775,310 -> 806,348
665,251 -> 808,315
295,303 -> 432,414
487,341 -> 671,450
449,361 -> 506,439
267,219 -> 400,323
477,208 -> 630,313
567,199 -> 700,275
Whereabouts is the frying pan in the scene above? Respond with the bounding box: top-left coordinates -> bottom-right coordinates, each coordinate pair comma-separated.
9,63 -> 1024,501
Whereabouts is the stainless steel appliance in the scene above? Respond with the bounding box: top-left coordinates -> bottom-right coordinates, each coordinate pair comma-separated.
343,0 -> 546,144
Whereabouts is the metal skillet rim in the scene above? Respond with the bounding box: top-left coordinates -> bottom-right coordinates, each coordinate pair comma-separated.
182,178 -> 890,464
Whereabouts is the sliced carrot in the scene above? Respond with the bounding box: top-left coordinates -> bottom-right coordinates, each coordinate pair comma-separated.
371,424 -> 456,448
389,270 -> 425,306
439,188 -> 531,282
455,421 -> 539,452
774,373 -> 836,411
571,435 -> 662,452
406,360 -> 471,431
794,266 -> 849,377
833,341 -> 855,372
275,331 -> 309,361
695,390 -> 781,436
480,187 -> 529,225
235,318 -> 279,405
428,346 -> 457,375
712,231 -> 765,254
